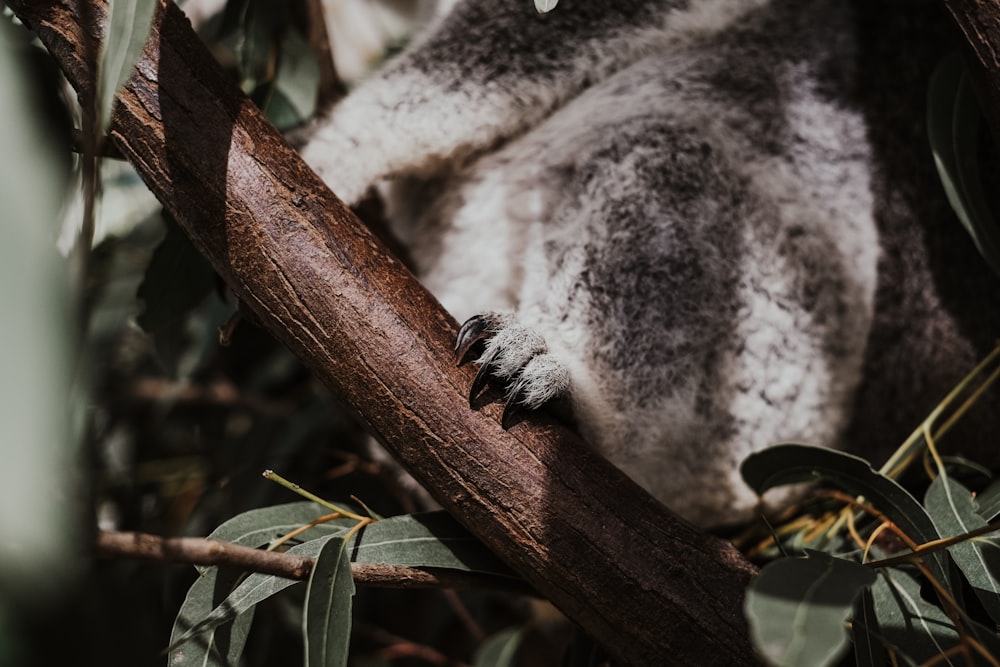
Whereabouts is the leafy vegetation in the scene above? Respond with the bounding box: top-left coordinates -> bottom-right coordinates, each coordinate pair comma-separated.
739,345 -> 1000,666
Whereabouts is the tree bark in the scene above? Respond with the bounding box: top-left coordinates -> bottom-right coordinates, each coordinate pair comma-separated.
9,1 -> 759,664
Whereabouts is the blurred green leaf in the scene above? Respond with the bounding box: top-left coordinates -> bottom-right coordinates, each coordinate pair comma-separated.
100,0 -> 157,134
268,28 -> 318,127
925,476 -> 1000,624
927,52 -> 1000,276
745,551 -> 875,667
303,537 -> 354,667
741,444 -> 951,586
136,215 -> 215,332
0,16 -> 77,599
475,627 -> 524,667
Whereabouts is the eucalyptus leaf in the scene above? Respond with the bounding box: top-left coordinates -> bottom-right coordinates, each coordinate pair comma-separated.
851,589 -> 884,667
534,0 -> 559,13
745,551 -> 875,667
975,478 -> 1000,521
169,534 -> 340,650
927,52 -> 1000,276
474,627 -> 524,667
351,512 -> 515,579
99,0 -> 157,134
206,501 -> 354,548
303,537 -> 355,667
168,567 -> 255,667
741,444 -> 951,587
136,215 -> 216,332
869,567 -> 960,666
925,476 -> 1000,624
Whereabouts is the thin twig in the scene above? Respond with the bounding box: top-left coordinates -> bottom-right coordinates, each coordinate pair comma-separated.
94,530 -> 532,593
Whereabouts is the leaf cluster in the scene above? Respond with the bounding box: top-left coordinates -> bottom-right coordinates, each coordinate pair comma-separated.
168,500 -> 525,667
740,345 -> 1000,667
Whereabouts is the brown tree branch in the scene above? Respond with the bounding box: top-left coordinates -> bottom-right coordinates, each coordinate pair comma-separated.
94,530 -> 531,592
9,2 -> 758,664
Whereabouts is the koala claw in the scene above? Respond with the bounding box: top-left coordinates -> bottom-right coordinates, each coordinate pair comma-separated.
454,314 -> 494,366
455,313 -> 570,424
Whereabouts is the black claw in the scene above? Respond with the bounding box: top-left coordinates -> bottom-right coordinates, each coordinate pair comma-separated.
455,315 -> 492,366
469,362 -> 494,408
500,399 -> 523,430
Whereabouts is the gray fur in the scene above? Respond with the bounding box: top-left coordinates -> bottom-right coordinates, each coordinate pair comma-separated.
302,0 -> 1000,526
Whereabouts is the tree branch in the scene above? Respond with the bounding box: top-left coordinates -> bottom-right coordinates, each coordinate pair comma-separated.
9,2 -> 758,664
94,530 -> 531,592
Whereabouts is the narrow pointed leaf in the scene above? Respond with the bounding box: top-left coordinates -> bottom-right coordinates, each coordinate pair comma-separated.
927,53 -> 1000,276
741,444 -> 951,586
745,551 -> 875,667
851,589 -> 884,667
350,512 -> 516,578
304,537 -> 355,667
925,476 -> 1000,624
474,627 -> 524,667
99,0 -> 157,134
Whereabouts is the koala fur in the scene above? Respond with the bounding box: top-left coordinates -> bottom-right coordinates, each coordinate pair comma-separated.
301,0 -> 1000,527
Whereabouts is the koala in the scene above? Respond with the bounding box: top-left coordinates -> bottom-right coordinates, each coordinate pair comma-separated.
301,0 -> 1000,527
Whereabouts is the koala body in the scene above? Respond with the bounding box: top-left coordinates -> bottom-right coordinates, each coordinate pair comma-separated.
302,0 -> 1000,526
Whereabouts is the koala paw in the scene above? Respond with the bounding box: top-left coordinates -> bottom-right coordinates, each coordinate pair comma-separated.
455,313 -> 570,427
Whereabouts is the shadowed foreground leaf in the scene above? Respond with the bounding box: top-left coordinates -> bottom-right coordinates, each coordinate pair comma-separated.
745,551 -> 875,667
741,444 -> 951,586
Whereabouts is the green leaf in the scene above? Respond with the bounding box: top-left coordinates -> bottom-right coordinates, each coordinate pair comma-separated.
925,476 -> 1000,624
170,534 -> 341,651
927,52 -> 1000,276
350,512 -> 516,578
270,28 -> 319,126
304,537 -> 355,667
169,566 -> 256,667
534,0 -> 559,13
975,478 -> 1000,521
851,589 -> 884,667
0,18 -> 76,601
99,0 -> 157,134
745,551 -> 875,667
136,215 -> 216,332
868,567 -> 959,665
206,501 -> 354,548
474,627 -> 524,667
741,444 -> 951,586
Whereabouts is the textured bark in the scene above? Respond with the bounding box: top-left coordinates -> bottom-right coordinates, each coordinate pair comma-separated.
9,1 -> 759,665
